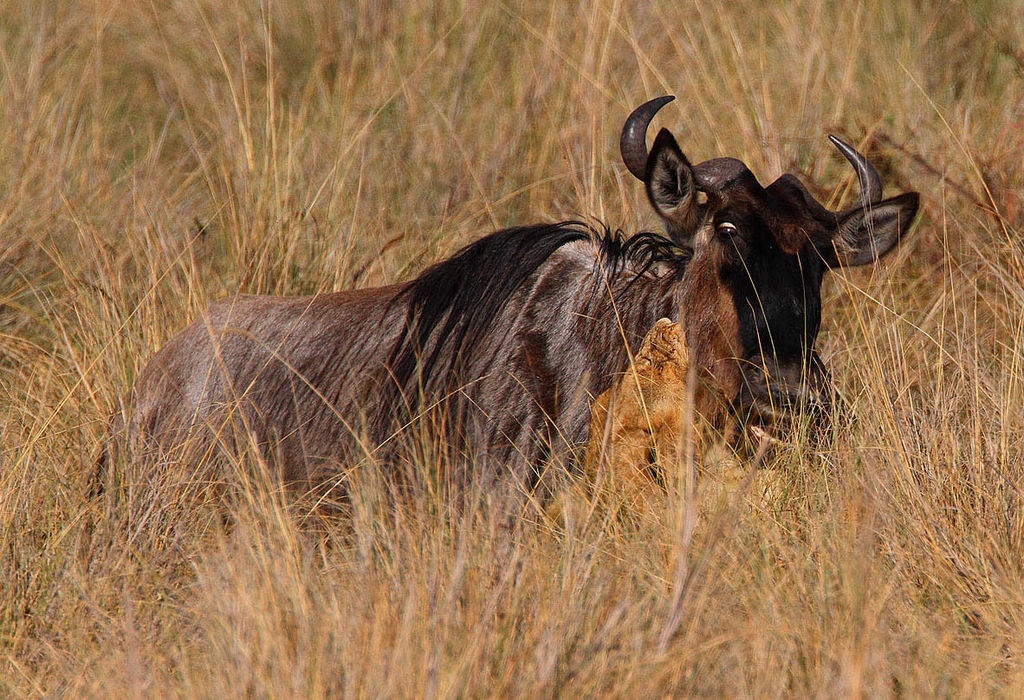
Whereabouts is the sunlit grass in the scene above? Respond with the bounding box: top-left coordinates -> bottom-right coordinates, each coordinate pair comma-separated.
2,0 -> 1024,695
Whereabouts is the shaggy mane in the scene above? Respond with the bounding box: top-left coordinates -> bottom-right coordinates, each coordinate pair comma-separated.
386,221 -> 688,408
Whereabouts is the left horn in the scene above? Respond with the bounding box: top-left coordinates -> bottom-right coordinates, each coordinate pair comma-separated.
828,134 -> 883,208
620,95 -> 675,180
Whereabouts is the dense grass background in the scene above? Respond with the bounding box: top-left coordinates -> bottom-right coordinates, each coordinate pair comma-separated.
3,0 -> 1024,695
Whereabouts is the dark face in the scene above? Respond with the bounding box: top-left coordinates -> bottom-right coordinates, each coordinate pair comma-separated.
638,126 -> 919,425
705,174 -> 829,420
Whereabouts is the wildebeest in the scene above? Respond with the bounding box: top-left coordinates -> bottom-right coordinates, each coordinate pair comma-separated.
108,96 -> 919,498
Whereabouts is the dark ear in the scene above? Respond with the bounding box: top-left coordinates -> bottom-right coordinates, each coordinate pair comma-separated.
821,192 -> 920,268
645,129 -> 698,241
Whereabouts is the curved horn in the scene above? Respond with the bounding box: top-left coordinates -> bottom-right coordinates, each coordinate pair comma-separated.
828,134 -> 883,208
620,95 -> 675,180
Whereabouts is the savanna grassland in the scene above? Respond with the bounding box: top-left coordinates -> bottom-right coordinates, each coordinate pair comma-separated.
3,0 -> 1024,696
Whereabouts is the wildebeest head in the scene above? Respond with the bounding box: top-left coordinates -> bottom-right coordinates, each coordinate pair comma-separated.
621,96 -> 920,424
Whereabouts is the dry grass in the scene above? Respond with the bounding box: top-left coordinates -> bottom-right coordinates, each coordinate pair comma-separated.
3,0 -> 1024,695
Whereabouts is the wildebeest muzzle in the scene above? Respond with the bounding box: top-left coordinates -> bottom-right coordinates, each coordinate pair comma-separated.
736,351 -> 838,433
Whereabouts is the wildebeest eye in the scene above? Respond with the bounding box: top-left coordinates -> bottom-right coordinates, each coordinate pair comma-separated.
716,222 -> 738,237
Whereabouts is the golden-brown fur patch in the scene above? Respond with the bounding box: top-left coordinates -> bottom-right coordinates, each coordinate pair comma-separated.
584,318 -> 693,496
578,317 -> 772,517
680,238 -> 743,404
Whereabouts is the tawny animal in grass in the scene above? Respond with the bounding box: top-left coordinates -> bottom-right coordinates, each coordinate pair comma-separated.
108,96 -> 919,497
582,316 -> 764,509
584,318 -> 696,497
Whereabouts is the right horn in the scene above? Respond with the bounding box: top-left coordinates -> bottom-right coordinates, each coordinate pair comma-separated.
828,134 -> 883,209
620,95 -> 675,180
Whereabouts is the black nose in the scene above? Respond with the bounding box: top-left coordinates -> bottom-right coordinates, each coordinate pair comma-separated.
737,351 -> 838,429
